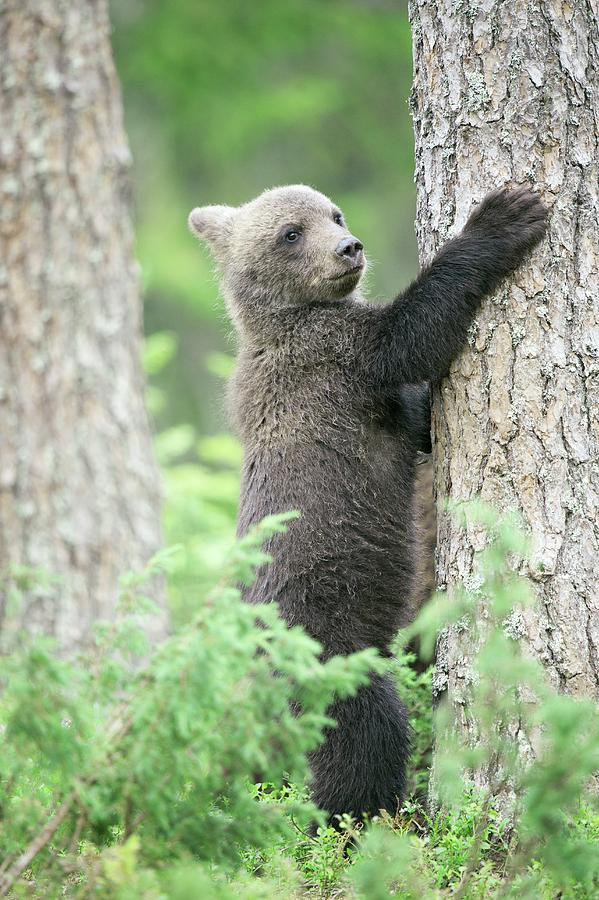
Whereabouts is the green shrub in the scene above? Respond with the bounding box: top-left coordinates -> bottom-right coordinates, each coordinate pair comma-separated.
0,516 -> 385,897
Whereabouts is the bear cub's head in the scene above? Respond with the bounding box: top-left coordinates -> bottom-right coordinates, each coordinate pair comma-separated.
188,185 -> 366,321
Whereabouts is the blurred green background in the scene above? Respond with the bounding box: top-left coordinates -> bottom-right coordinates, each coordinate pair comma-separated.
111,0 -> 417,434
110,0 -> 417,621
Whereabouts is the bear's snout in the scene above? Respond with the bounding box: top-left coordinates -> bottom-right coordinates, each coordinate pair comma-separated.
335,235 -> 364,269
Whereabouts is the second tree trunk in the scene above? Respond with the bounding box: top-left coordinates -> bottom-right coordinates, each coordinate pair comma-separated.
0,2 -> 163,646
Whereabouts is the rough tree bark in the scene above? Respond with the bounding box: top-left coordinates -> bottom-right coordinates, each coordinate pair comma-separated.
0,1 -> 163,646
409,0 -> 599,779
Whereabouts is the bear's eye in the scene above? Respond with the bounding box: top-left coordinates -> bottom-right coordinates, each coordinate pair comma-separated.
285,229 -> 301,243
333,212 -> 344,226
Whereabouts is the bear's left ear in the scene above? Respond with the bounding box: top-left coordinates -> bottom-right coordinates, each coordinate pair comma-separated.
188,204 -> 236,257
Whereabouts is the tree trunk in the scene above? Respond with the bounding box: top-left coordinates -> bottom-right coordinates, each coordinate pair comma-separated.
0,1 -> 163,646
409,0 -> 599,782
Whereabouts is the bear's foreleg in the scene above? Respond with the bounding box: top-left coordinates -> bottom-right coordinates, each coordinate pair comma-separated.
364,186 -> 547,387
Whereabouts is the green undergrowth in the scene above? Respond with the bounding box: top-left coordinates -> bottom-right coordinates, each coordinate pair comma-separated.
1,503 -> 599,898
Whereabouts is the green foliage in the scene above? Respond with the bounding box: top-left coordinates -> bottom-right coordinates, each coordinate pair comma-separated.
242,784 -> 359,896
2,479 -> 599,898
143,331 -> 240,626
111,1 -> 414,205
393,650 -> 433,799
0,517 -> 385,897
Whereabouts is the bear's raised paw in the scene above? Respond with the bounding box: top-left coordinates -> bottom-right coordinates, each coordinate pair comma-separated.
464,184 -> 547,264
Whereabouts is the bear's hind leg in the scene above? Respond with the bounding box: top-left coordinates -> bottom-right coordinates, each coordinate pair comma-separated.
308,673 -> 410,825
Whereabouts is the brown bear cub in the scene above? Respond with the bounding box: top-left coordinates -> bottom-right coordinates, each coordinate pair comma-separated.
189,184 -> 546,823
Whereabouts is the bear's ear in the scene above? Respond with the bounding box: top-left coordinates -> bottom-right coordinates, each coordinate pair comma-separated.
188,204 -> 236,257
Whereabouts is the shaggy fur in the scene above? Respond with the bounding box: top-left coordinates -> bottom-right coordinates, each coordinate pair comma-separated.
189,184 -> 546,821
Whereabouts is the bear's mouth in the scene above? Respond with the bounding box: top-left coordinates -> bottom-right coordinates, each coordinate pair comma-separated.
329,264 -> 364,281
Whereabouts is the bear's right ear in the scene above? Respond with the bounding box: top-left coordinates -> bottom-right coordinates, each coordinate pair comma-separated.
188,205 -> 236,257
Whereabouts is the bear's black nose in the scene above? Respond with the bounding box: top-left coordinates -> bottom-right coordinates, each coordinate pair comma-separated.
335,236 -> 364,261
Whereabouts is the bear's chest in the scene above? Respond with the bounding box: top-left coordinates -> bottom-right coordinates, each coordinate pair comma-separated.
229,342 -> 371,450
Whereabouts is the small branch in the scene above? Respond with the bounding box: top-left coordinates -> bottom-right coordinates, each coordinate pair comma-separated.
453,791 -> 495,900
289,814 -> 319,843
454,753 -> 507,900
68,812 -> 86,855
0,857 -> 14,879
0,793 -> 74,896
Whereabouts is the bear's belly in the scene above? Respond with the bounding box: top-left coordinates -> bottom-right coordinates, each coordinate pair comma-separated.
237,435 -> 417,656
